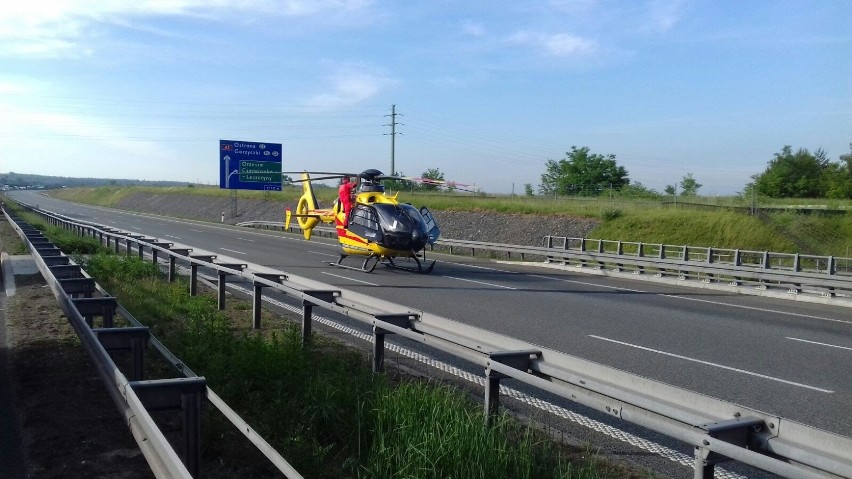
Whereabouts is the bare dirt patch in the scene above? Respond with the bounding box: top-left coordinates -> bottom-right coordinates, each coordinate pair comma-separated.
4,276 -> 153,479
1,215 -> 152,478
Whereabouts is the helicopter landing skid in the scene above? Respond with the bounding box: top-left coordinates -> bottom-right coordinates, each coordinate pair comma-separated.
328,254 -> 381,273
386,254 -> 435,274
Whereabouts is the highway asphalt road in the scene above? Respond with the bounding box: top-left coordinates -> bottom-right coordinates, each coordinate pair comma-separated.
11,191 -> 852,443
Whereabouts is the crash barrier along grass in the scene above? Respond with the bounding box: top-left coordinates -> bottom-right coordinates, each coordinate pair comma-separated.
10,198 -> 852,479
6,203 -> 631,479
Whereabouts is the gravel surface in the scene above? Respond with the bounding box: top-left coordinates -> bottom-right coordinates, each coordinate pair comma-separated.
112,192 -> 600,246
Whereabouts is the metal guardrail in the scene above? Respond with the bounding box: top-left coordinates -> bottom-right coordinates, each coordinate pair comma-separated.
2,208 -> 304,479
236,220 -> 852,302
11,204 -> 852,479
538,236 -> 852,298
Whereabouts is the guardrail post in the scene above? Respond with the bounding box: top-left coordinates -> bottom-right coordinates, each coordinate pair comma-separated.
42,255 -> 70,266
372,314 -> 415,373
707,247 -> 713,264
214,264 -> 246,310
682,245 -> 689,261
637,243 -> 644,257
617,241 -> 623,255
597,239 -> 604,254
580,238 -> 586,252
72,297 -> 118,328
793,253 -> 801,272
187,255 -> 216,296
659,244 -> 666,259
484,350 -> 539,428
301,290 -> 338,346
130,377 -> 207,479
827,256 -> 836,275
693,418 -> 765,479
94,327 -> 150,381
166,249 -> 192,283
149,242 -> 173,267
49,264 -> 84,279
59,278 -> 97,298
251,274 -> 286,329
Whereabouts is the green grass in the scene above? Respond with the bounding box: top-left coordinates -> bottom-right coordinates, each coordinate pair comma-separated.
48,184 -> 852,257
589,210 -> 800,252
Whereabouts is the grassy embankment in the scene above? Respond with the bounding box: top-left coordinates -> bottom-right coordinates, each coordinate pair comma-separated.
53,185 -> 852,257
6,203 -> 648,479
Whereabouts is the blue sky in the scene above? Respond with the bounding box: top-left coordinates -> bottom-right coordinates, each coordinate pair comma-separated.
1,1 -> 849,195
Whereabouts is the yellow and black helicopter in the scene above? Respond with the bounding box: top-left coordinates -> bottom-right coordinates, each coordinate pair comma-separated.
284,169 -> 443,273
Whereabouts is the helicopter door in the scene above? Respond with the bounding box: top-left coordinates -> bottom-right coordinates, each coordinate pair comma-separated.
347,205 -> 383,242
419,206 -> 441,244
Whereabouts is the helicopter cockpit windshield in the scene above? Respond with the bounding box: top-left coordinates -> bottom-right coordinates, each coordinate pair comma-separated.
372,204 -> 427,233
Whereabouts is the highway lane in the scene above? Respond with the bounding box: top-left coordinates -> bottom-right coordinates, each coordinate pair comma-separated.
11,190 -> 852,440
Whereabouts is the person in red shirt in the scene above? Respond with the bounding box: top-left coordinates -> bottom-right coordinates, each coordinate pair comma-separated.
338,176 -> 355,219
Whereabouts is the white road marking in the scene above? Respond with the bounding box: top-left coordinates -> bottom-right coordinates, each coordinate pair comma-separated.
237,237 -> 255,242
321,272 -> 378,285
440,275 -> 517,290
165,235 -> 181,240
189,229 -> 204,233
529,274 -> 848,324
309,250 -> 339,258
589,335 -> 834,393
786,337 -> 852,352
459,263 -> 514,273
219,248 -> 246,255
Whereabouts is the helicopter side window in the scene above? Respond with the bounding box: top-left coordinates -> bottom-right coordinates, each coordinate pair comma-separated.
348,205 -> 382,241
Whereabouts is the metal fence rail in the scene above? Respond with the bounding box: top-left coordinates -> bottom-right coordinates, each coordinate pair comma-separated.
2,208 -> 304,479
235,220 -> 852,302
539,236 -> 852,297
10,203 -> 852,479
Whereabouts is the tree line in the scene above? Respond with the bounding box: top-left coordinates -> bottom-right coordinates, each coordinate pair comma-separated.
532,143 -> 852,199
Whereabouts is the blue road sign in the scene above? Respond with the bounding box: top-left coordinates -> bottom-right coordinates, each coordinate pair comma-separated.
219,140 -> 283,191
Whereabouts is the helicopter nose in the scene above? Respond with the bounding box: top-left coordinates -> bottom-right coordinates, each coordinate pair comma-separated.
410,229 -> 427,250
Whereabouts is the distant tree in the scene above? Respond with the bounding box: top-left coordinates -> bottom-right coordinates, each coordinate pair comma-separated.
381,171 -> 413,192
616,182 -> 662,199
752,146 -> 835,198
539,146 -> 629,196
664,184 -> 676,196
679,173 -> 702,196
840,143 -> 852,177
524,183 -> 534,196
419,168 -> 445,191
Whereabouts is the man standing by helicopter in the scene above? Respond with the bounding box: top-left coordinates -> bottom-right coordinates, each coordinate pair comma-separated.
338,176 -> 355,219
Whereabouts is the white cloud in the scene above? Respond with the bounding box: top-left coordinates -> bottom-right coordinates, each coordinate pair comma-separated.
0,0 -> 375,58
506,31 -> 597,57
646,0 -> 685,33
305,64 -> 394,110
462,21 -> 486,38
